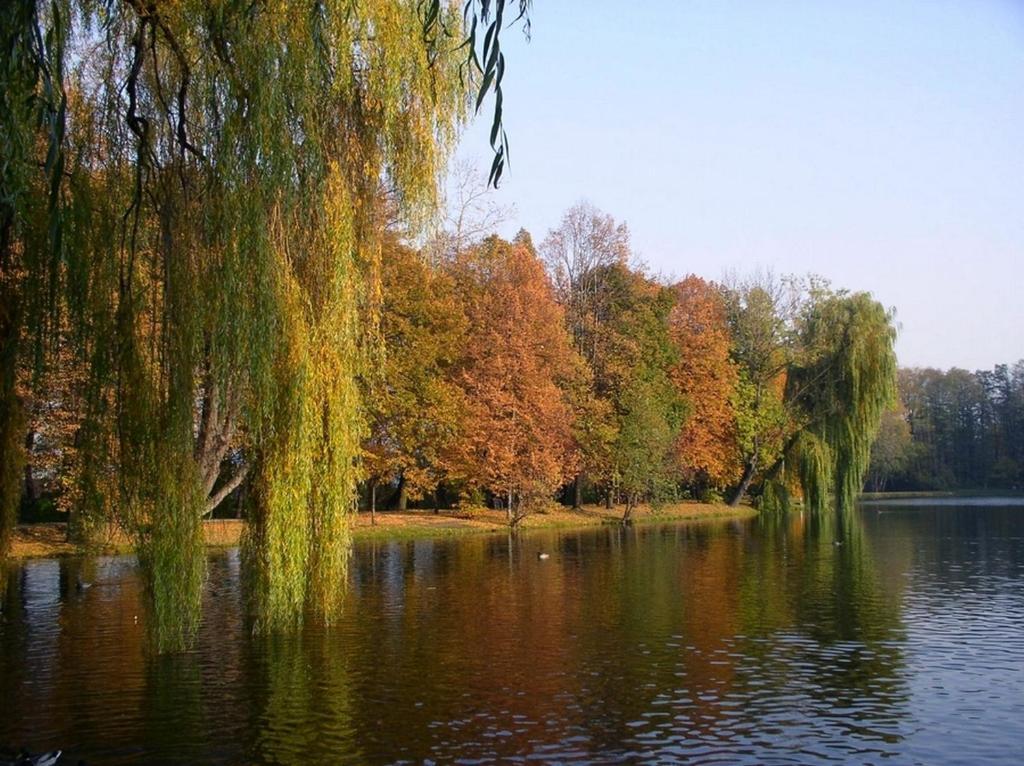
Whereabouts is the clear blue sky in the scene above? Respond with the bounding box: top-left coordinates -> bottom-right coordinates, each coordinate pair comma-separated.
454,0 -> 1024,371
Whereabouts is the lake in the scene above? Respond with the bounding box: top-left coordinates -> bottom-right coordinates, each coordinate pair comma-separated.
2,502 -> 1023,764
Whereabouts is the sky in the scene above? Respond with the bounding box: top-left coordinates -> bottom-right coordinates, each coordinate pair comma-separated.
452,0 -> 1024,371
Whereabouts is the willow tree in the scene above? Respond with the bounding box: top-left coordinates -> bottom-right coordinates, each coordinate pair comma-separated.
1,0 -> 64,557
1,0 -> 526,647
766,291 -> 898,516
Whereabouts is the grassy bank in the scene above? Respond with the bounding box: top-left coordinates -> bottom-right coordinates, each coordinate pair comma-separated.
7,502 -> 755,559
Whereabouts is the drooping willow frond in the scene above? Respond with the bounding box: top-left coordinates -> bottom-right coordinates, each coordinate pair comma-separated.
1,0 -> 481,648
785,293 -> 898,515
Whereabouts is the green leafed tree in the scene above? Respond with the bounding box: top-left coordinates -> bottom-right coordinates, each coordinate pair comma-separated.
895,362 -> 1024,490
865,406 -> 914,492
585,264 -> 685,521
721,275 -> 793,506
723,277 -> 897,516
768,290 -> 898,515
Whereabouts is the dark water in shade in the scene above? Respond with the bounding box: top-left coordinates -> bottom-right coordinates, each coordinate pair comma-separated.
2,504 -> 1023,765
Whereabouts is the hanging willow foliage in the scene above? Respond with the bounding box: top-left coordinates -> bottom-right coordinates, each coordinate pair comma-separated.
1,0 -> 66,557
0,0 -> 527,648
770,292 -> 898,516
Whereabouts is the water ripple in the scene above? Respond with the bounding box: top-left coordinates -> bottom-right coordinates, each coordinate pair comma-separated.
1,507 -> 1023,764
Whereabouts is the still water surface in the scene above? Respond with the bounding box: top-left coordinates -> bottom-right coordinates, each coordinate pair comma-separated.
2,503 -> 1023,764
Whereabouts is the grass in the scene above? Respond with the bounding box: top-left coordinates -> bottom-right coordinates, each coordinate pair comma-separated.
7,501 -> 756,559
354,502 -> 756,542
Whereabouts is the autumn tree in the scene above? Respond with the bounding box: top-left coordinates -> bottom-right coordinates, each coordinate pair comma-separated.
668,276 -> 741,496
448,235 -> 580,526
363,237 -> 467,520
540,202 -> 630,506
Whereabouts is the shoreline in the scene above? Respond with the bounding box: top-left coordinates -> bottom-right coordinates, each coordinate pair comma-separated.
7,502 -> 756,560
858,489 -> 1024,500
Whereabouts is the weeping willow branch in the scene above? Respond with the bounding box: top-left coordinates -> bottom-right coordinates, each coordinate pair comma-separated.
2,0 -> 476,649
772,292 -> 897,516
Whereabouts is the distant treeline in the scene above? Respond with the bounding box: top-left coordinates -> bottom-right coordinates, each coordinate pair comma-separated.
867,363 -> 1024,492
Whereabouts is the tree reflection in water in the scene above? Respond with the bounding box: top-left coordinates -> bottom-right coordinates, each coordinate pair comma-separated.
9,505 -> 1024,764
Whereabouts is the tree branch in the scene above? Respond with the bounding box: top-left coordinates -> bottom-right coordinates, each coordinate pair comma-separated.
203,463 -> 248,517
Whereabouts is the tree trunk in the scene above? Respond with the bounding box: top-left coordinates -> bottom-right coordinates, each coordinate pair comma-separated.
203,464 -> 249,517
572,474 -> 583,510
396,476 -> 408,512
23,463 -> 36,505
728,459 -> 757,507
622,495 -> 636,524
693,473 -> 708,503
195,372 -> 245,517
605,489 -> 613,509
370,482 -> 376,526
506,488 -> 513,526
433,488 -> 440,515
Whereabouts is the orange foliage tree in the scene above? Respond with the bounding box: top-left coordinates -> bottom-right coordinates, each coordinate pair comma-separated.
448,234 -> 580,525
363,237 -> 468,518
668,276 -> 741,494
